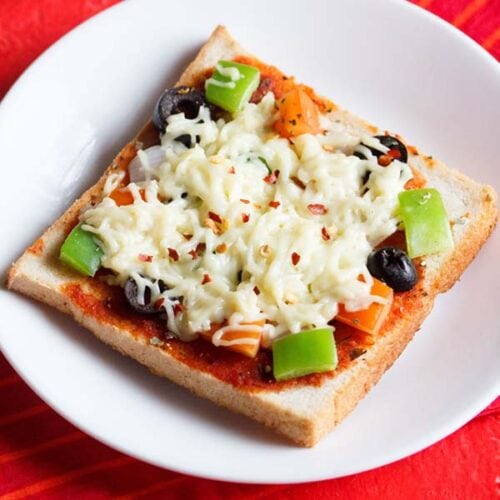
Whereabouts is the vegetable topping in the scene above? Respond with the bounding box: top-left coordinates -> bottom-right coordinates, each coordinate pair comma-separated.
355,134 -> 408,165
124,276 -> 166,315
398,188 -> 454,258
336,278 -> 393,335
205,60 -> 260,113
59,223 -> 103,277
273,87 -> 321,138
153,86 -> 208,133
367,247 -> 418,292
273,328 -> 337,381
199,320 -> 264,358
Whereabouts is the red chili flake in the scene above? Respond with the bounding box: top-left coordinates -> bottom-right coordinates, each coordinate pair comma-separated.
208,211 -> 222,224
253,286 -> 261,295
268,200 -> 280,209
182,233 -> 193,241
387,148 -> 401,160
308,203 -> 328,215
173,303 -> 185,316
154,298 -> 165,310
377,154 -> 392,167
228,166 -> 236,174
241,213 -> 250,223
321,227 -> 331,241
138,254 -> 153,262
240,198 -> 250,204
291,176 -> 306,190
189,242 -> 206,260
263,170 -> 279,184
168,248 -> 179,261
201,273 -> 212,285
291,252 -> 301,266
263,172 -> 277,184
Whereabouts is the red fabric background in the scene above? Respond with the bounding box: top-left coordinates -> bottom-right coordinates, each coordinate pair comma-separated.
0,0 -> 499,498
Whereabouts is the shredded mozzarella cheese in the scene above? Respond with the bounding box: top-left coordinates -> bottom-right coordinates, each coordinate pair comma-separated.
81,92 -> 412,345
212,325 -> 261,347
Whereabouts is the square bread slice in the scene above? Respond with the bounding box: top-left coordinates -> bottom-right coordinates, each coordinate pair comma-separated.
7,25 -> 497,446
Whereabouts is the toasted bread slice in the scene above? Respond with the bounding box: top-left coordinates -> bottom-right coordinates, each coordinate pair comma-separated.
7,26 -> 497,446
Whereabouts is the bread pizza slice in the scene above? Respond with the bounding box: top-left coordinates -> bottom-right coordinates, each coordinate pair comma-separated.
7,26 -> 497,446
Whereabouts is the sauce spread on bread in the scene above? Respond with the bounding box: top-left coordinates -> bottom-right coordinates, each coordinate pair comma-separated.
62,255 -> 425,391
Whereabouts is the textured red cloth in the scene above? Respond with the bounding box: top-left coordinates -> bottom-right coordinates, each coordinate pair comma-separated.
0,0 -> 499,498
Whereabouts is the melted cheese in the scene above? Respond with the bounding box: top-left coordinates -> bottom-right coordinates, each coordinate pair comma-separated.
205,63 -> 243,90
215,62 -> 242,81
81,93 -> 412,345
212,325 -> 261,347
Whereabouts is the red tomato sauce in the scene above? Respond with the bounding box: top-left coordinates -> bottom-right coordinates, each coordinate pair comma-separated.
62,280 -> 373,391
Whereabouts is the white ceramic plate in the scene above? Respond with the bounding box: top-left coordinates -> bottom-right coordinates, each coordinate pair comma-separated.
0,0 -> 498,484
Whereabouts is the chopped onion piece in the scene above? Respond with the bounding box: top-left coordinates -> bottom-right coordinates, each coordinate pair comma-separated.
129,146 -> 166,183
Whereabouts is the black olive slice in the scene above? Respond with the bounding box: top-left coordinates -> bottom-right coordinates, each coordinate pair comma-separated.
361,169 -> 371,185
367,247 -> 418,292
124,278 -> 167,315
373,135 -> 408,163
353,135 -> 408,164
153,87 -> 207,133
175,134 -> 201,148
175,134 -> 192,148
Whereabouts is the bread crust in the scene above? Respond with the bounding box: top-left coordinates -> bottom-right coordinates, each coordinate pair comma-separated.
6,25 -> 498,447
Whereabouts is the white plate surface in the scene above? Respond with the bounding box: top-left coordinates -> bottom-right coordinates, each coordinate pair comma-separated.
0,0 -> 499,484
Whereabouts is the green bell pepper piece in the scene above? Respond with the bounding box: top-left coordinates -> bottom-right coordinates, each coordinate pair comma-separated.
60,223 -> 103,277
272,328 -> 337,381
205,60 -> 260,113
398,188 -> 454,258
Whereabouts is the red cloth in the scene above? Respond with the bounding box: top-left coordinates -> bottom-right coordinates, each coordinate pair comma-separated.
0,0 -> 499,497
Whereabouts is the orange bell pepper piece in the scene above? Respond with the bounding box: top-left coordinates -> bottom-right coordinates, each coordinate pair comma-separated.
200,319 -> 265,358
336,278 -> 393,335
273,87 -> 321,138
109,186 -> 146,206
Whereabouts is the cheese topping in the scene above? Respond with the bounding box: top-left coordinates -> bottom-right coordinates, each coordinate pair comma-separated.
205,63 -> 243,90
215,62 -> 242,81
212,325 -> 261,347
81,92 -> 412,345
